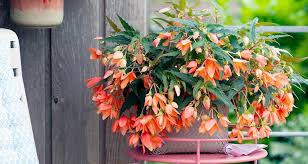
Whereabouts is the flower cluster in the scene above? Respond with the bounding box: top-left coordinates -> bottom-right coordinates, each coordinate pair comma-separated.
86,1 -> 304,153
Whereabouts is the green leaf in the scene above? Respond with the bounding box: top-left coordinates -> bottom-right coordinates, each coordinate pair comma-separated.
152,19 -> 165,30
152,51 -> 180,65
117,15 -> 136,32
162,74 -> 169,91
192,38 -> 206,49
206,83 -> 235,109
120,92 -> 138,116
211,43 -> 232,65
249,18 -> 258,42
106,16 -> 121,33
171,18 -> 198,28
281,55 -> 308,63
104,35 -> 131,44
193,80 -> 203,97
179,0 -> 187,10
227,77 -> 245,99
141,38 -> 152,54
256,22 -> 278,26
291,73 -> 308,86
167,70 -> 198,85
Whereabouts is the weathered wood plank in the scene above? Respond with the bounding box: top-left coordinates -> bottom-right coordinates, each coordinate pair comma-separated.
51,0 -> 103,164
0,1 -> 52,164
104,1 -> 148,163
15,28 -> 52,164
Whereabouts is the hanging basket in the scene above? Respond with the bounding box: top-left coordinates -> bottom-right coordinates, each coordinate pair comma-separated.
152,105 -> 229,155
10,0 -> 64,28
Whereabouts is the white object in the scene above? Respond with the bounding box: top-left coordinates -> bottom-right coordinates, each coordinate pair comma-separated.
0,29 -> 39,164
225,144 -> 268,157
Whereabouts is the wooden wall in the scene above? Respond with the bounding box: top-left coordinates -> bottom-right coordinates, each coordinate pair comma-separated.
0,0 -> 147,164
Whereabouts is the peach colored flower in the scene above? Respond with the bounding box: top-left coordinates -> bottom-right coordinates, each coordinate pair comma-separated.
199,118 -> 220,136
208,33 -> 219,44
237,113 -> 254,127
88,48 -> 102,60
230,127 -> 244,143
262,110 -> 279,126
247,126 -> 258,138
143,75 -> 153,89
134,115 -> 161,135
222,65 -> 232,80
240,50 -> 252,60
128,133 -> 139,148
112,115 -> 132,135
120,71 -> 137,89
259,125 -> 271,138
255,55 -> 267,67
233,59 -> 249,76
86,77 -> 102,88
141,133 -> 163,152
204,58 -> 221,79
176,39 -> 192,55
152,93 -> 167,114
219,116 -> 230,128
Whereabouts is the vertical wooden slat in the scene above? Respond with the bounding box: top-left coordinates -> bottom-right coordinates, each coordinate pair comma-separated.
104,1 -> 148,163
51,0 -> 103,164
0,1 -> 52,164
16,29 -> 52,164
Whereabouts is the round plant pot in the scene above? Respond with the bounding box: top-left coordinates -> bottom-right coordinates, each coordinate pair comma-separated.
10,0 -> 64,28
153,105 -> 228,154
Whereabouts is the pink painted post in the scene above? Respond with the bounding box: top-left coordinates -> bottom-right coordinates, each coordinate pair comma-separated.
254,138 -> 258,164
196,140 -> 201,164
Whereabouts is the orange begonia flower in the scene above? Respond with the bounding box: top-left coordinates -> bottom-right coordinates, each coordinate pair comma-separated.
255,55 -> 267,67
88,48 -> 102,60
143,75 -> 153,89
259,125 -> 271,138
86,77 -> 102,88
120,71 -> 137,89
112,115 -> 133,135
262,110 -> 279,126
199,118 -> 220,136
176,39 -> 192,55
141,133 -> 163,152
273,73 -> 289,88
208,33 -> 219,44
153,32 -> 174,47
152,93 -> 167,114
237,113 -> 254,127
134,115 -> 161,135
180,106 -> 196,129
233,59 -> 249,76
247,126 -> 258,138
240,50 -> 252,60
219,116 -> 230,128
204,58 -> 221,79
230,127 -> 244,143
222,65 -> 232,80
103,70 -> 113,79
262,71 -> 276,88
128,133 -> 139,148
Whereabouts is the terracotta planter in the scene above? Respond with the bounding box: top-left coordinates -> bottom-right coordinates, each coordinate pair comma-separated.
10,0 -> 64,27
153,105 -> 228,154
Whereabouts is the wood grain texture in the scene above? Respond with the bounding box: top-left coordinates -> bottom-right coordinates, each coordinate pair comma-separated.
104,0 -> 148,163
16,28 -> 52,164
0,1 -> 52,164
51,0 -> 103,164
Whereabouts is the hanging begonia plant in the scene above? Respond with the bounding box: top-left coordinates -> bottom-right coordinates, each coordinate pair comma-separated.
86,0 -> 307,153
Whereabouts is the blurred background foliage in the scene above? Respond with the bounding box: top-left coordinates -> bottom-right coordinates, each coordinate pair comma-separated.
149,0 -> 308,163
